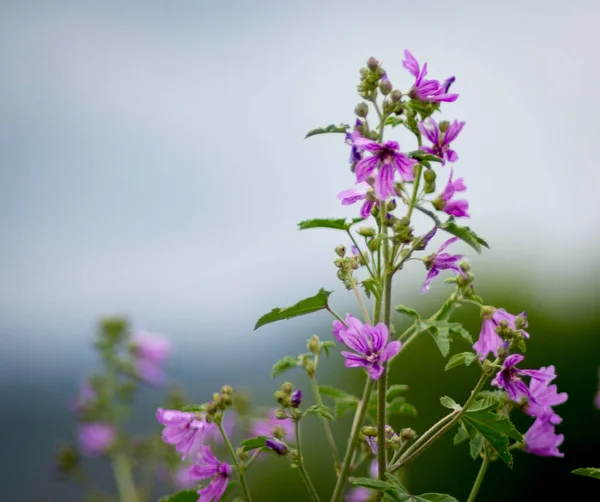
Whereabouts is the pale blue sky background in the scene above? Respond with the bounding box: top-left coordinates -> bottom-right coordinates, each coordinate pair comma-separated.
1,0 -> 599,372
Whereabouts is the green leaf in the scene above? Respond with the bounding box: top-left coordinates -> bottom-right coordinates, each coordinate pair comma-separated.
445,352 -> 477,371
466,396 -> 500,413
439,217 -> 489,254
572,468 -> 600,480
436,297 -> 457,321
298,217 -> 364,231
306,404 -> 334,420
180,404 -> 205,412
321,340 -> 336,357
362,277 -> 382,301
352,478 -> 396,493
387,401 -> 417,418
384,116 -> 404,128
408,150 -> 444,163
254,288 -> 332,330
318,386 -> 359,401
240,436 -> 268,452
333,399 -> 358,419
271,356 -> 300,378
379,476 -> 459,502
461,411 -> 523,468
395,305 -> 421,319
453,422 -> 469,445
159,490 -> 200,502
440,396 -> 461,410
417,320 -> 473,358
387,384 -> 410,401
305,123 -> 350,139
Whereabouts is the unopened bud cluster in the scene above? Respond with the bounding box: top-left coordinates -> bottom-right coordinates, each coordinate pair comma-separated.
205,385 -> 234,419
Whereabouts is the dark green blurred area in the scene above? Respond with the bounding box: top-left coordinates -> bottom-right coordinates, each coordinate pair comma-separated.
246,282 -> 599,501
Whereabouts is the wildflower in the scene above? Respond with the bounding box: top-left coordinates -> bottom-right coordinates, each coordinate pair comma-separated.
156,408 -> 209,460
77,422 -> 116,456
332,314 -> 401,380
491,355 -> 555,403
189,445 -> 231,501
523,416 -> 564,457
337,183 -> 376,218
173,464 -> 197,490
252,410 -> 293,440
351,137 -> 417,199
434,169 -> 469,217
525,366 -> 568,424
131,330 -> 171,387
265,438 -> 289,455
418,118 -> 465,164
473,309 -> 529,360
346,121 -> 365,164
401,50 -> 458,102
421,237 -> 467,293
290,389 -> 302,408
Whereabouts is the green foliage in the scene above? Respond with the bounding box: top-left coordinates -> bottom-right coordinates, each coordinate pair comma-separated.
254,289 -> 332,330
297,217 -> 364,231
445,352 -> 477,371
240,436 -> 268,452
305,123 -> 350,138
384,116 -> 404,128
416,320 -> 473,358
386,384 -> 409,401
318,385 -> 359,419
271,356 -> 300,378
352,474 -> 459,502
321,340 -> 336,356
362,277 -> 383,301
440,396 -> 461,410
159,490 -> 199,502
180,404 -> 205,412
395,305 -> 420,319
439,217 -> 489,253
305,404 -> 335,420
572,468 -> 600,480
408,150 -> 444,163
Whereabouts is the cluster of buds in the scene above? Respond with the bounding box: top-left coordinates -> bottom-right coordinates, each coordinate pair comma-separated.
361,425 -> 418,456
334,244 -> 361,290
390,216 -> 414,245
358,57 -> 386,97
274,382 -> 303,413
205,385 -> 234,420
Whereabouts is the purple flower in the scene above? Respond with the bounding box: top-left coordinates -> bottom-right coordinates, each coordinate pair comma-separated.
203,413 -> 234,444
525,366 -> 568,424
346,121 -> 365,165
132,330 -> 171,387
402,50 -> 459,103
352,137 -> 417,199
473,309 -> 529,360
418,118 -> 465,164
291,389 -> 302,408
333,314 -> 401,380
173,464 -> 198,490
523,416 -> 564,457
338,183 -> 376,218
69,380 -> 97,416
436,169 -> 469,217
421,237 -> 466,293
265,438 -> 289,455
78,422 -> 116,456
346,461 -> 378,502
156,408 -> 209,460
189,445 -> 231,501
252,410 -> 293,440
491,355 -> 555,403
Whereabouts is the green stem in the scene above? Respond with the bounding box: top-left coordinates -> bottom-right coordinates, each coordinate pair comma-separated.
352,283 -> 372,324
294,419 -> 321,502
309,359 -> 341,470
330,378 -> 374,502
347,230 -> 375,279
406,164 -> 422,221
218,416 -> 252,502
326,306 -> 346,326
467,449 -> 489,502
111,452 -> 138,502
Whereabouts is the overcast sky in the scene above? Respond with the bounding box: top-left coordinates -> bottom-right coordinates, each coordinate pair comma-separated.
1,0 -> 598,365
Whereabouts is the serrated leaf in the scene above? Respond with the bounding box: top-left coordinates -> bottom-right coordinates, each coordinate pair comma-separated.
445,352 -> 477,371
395,305 -> 420,319
362,277 -> 382,301
306,404 -> 334,420
440,396 -> 461,410
318,385 -> 359,401
439,217 -> 489,254
297,217 -> 364,231
436,297 -> 457,321
469,432 -> 484,460
418,320 -> 473,358
465,411 -> 522,441
240,436 -> 268,452
466,396 -> 500,413
572,468 -> 600,480
305,123 -> 350,139
408,150 -> 444,163
254,289 -> 332,330
159,490 -> 200,502
180,404 -> 205,412
271,356 -> 300,378
387,384 -> 409,401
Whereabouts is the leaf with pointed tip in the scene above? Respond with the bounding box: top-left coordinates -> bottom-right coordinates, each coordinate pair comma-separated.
445,352 -> 478,371
305,123 -> 350,139
321,340 -> 336,357
395,305 -> 421,319
466,396 -> 500,413
440,396 -> 461,410
352,478 -> 397,491
408,150 -> 443,163
298,217 -> 364,231
254,289 -> 332,330
180,404 -> 205,412
306,404 -> 334,420
240,436 -> 268,452
572,468 -> 600,480
385,116 -> 404,128
439,217 -> 489,253
362,277 -> 383,301
271,356 -> 300,378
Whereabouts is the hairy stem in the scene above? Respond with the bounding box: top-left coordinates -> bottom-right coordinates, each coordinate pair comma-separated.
111,452 -> 138,502
294,419 -> 321,502
330,378 -> 374,502
467,448 -> 489,502
218,415 -> 252,502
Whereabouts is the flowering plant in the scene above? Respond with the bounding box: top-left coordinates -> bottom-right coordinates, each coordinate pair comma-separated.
59,50 -> 587,501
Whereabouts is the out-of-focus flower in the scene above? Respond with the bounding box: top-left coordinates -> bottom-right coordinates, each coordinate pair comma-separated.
77,422 -> 116,456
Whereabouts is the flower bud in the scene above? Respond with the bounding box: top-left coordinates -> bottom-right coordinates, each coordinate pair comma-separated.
221,394 -> 233,407
354,103 -> 369,118
291,389 -> 302,408
438,120 -> 450,133
361,425 -> 377,437
424,169 -> 436,183
55,445 -> 79,476
212,393 -> 222,404
307,334 -> 321,354
357,226 -> 376,237
390,89 -> 402,102
265,438 -> 289,456
359,67 -> 369,78
221,385 -> 233,396
281,382 -> 293,395
379,80 -> 392,95
424,181 -> 436,194
481,305 -> 496,320
386,199 -> 397,212
515,313 -> 528,330
205,402 -> 218,415
432,196 -> 446,211
459,262 -> 471,273
366,57 -> 380,70
400,428 -> 417,441
274,410 -> 289,421
335,244 -> 346,258
304,360 -> 316,377
274,390 -> 287,404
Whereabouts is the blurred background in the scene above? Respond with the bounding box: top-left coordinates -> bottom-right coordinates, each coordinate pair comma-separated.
1,0 -> 599,500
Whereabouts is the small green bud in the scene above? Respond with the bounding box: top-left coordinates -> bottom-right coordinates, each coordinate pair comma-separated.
361,426 -> 377,437
432,196 -> 445,211
334,258 -> 344,268
456,274 -> 469,287
386,199 -> 397,212
205,412 -> 214,423
206,402 -> 218,415
281,382 -> 293,395
368,238 -> 381,252
515,314 -> 528,330
438,120 -> 450,133
304,360 -> 316,377
274,390 -> 287,404
460,262 -> 471,273
366,57 -> 380,70
212,393 -> 222,405
380,80 -> 392,95
335,244 -> 346,258
336,269 -> 346,281
222,394 -> 232,407
359,67 -> 369,78
424,169 -> 436,183
307,335 -> 321,354
481,305 -> 496,320
55,445 -> 79,475
424,181 -> 436,194
274,410 -> 289,421
390,89 -> 402,102
221,385 -> 233,396
400,428 -> 417,441
357,226 -> 376,237
354,103 -> 369,118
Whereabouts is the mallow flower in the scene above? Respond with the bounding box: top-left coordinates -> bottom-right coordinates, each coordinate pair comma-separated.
418,118 -> 465,164
77,422 -> 116,456
525,366 -> 568,425
473,308 -> 529,360
434,169 -> 469,218
491,354 -> 555,403
523,416 -> 564,458
337,182 -> 376,218
156,408 -> 210,460
402,50 -> 459,102
422,237 -> 467,293
189,445 -> 231,501
131,330 -> 171,387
